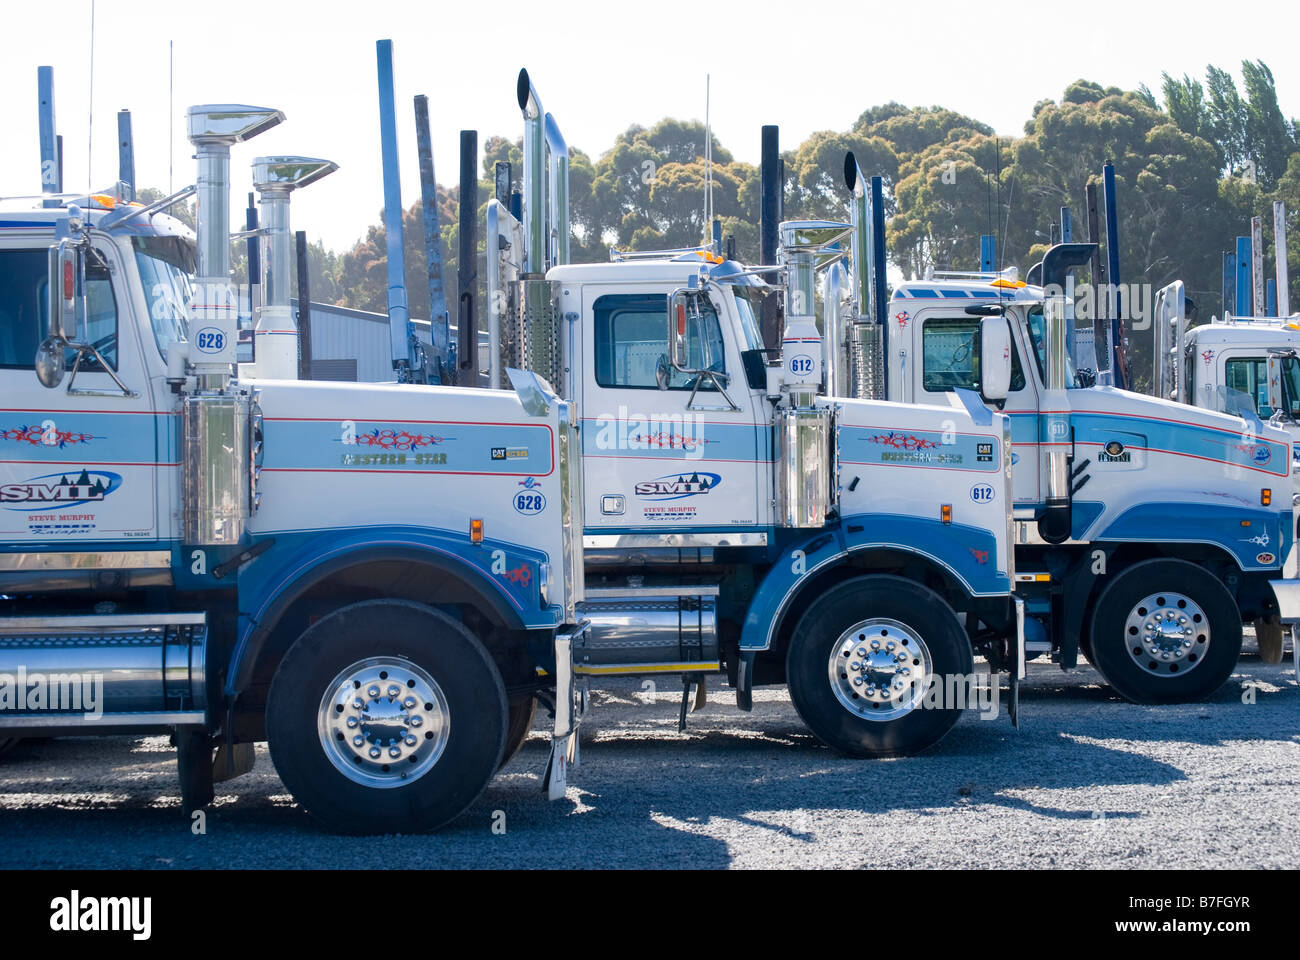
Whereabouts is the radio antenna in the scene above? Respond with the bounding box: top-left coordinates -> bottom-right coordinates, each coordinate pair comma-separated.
704,74 -> 712,245
169,39 -> 174,193
87,0 -> 96,195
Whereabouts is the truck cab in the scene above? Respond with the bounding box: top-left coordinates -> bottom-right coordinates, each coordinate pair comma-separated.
876,260 -> 1299,700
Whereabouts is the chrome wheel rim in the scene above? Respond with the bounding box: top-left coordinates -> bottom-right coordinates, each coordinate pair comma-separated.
1123,591 -> 1209,676
317,657 -> 450,789
827,618 -> 932,722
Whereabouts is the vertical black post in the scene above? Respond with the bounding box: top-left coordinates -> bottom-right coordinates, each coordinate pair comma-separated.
245,193 -> 259,320
458,130 -> 479,386
296,230 -> 312,380
760,125 -> 781,348
1085,181 -> 1107,372
725,235 -> 736,261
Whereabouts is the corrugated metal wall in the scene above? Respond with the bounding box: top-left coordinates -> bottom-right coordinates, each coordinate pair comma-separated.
292,299 -> 433,383
292,299 -> 490,383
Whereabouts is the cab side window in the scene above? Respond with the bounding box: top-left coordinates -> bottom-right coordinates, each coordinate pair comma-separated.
0,249 -> 117,372
922,317 -> 1025,394
593,293 -> 725,391
0,249 -> 47,368
1224,357 -> 1269,416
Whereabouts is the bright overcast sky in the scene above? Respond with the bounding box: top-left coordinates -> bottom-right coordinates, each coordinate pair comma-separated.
3,0 -> 1298,254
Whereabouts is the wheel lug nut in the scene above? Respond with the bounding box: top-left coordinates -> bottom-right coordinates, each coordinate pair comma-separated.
403,697 -> 416,709
853,677 -> 863,687
405,736 -> 417,747
353,735 -> 364,747
367,686 -> 380,698
369,747 -> 381,759
352,698 -> 364,709
389,747 -> 401,758
346,717 -> 358,728
870,639 -> 881,651
856,646 -> 867,658
410,715 -> 423,727
387,686 -> 400,698
885,640 -> 896,651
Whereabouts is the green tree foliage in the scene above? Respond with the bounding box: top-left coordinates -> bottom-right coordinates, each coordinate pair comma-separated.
216,58 -> 1296,385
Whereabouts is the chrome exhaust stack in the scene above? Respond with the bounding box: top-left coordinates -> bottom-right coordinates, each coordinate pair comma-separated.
517,70 -> 548,274
248,156 -> 338,380
1036,243 -> 1096,544
185,105 -> 284,386
504,70 -> 568,391
517,70 -> 569,272
183,106 -> 280,546
844,152 -> 884,400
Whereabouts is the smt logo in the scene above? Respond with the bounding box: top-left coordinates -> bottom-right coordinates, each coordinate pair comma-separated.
50,890 -> 151,940
634,471 -> 720,501
1,469 -> 121,510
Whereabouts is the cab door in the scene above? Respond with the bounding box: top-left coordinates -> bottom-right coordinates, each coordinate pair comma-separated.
577,284 -> 764,532
0,234 -> 160,548
911,307 -> 1042,507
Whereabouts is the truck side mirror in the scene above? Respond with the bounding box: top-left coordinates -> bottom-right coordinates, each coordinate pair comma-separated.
980,315 -> 1012,401
667,290 -> 697,372
35,239 -> 82,389
48,239 -> 79,342
1266,353 -> 1287,419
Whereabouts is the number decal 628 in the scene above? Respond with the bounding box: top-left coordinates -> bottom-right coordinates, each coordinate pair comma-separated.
514,492 -> 546,515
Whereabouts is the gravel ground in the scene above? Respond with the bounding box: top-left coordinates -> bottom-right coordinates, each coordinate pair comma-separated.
1,636 -> 1297,870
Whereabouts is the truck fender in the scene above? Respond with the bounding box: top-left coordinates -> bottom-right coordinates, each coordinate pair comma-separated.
739,514 -> 1008,653
226,530 -> 553,697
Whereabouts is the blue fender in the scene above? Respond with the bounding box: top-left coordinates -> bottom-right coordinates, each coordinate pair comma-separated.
740,514 -> 1008,652
1094,502 -> 1290,572
226,525 -> 557,696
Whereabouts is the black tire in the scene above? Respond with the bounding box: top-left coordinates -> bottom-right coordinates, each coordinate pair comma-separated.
499,697 -> 537,770
0,738 -> 19,759
176,728 -> 215,813
266,599 -> 508,835
786,576 -> 974,757
1087,558 -> 1241,704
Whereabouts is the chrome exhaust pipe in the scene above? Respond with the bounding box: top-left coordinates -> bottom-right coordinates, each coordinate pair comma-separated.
545,112 -> 569,267
186,105 -> 283,386
249,156 -> 337,380
1036,243 -> 1095,544
517,70 -> 547,273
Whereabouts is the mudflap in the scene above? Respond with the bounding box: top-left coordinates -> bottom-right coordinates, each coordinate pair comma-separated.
1009,596 -> 1026,729
1268,579 -> 1300,682
543,621 -> 589,800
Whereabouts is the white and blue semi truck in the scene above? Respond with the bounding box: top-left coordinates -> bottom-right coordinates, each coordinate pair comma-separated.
831,152 -> 1300,706
0,76 -> 1021,832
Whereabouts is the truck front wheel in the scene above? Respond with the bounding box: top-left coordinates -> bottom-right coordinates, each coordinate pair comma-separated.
266,599 -> 508,834
1087,559 -> 1241,704
786,576 -> 975,757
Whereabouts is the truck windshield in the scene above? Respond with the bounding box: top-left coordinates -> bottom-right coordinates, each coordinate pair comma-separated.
1024,304 -> 1080,387
132,236 -> 195,358
730,286 -> 766,352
